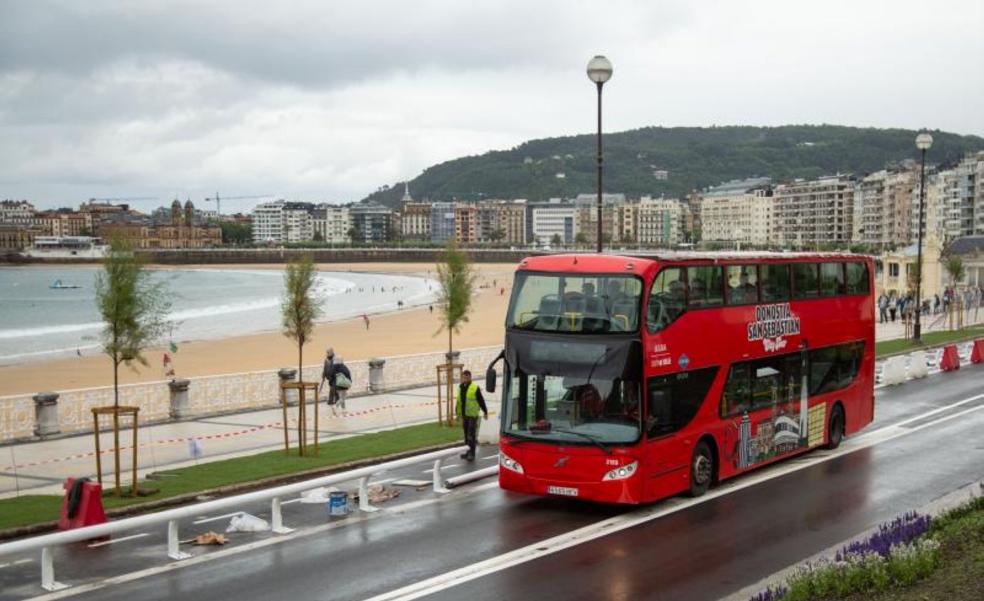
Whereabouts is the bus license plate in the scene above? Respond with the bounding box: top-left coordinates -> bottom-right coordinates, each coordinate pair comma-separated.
547,485 -> 579,497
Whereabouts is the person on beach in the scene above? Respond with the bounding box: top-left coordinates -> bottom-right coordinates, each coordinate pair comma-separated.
362,314 -> 370,330
456,370 -> 489,461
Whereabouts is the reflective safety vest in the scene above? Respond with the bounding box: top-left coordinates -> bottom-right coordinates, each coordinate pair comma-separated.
457,382 -> 481,418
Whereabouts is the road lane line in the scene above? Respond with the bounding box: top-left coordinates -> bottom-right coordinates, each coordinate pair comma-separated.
87,534 -> 149,548
24,393 -> 983,601
192,512 -> 243,525
364,395 -> 984,601
421,463 -> 461,473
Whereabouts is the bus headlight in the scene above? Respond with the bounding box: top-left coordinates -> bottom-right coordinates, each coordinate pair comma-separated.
499,451 -> 524,474
602,461 -> 638,481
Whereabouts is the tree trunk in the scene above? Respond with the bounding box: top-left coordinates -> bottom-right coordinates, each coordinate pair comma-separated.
298,342 -> 303,383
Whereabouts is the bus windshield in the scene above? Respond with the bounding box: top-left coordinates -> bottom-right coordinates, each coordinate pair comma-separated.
507,272 -> 643,333
502,335 -> 642,445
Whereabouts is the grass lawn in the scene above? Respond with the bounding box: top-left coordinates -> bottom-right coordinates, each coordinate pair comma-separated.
875,324 -> 984,357
0,421 -> 462,532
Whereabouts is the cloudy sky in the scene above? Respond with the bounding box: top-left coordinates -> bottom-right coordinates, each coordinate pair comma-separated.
1,0 -> 982,211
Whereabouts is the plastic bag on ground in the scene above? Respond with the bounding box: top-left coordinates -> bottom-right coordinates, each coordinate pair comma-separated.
226,513 -> 270,533
193,531 -> 228,545
354,484 -> 400,504
299,486 -> 341,504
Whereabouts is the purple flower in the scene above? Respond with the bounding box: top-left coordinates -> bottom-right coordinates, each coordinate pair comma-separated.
747,585 -> 788,601
838,511 -> 931,559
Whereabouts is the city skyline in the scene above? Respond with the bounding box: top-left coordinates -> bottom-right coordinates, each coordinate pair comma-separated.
1,0 -> 982,210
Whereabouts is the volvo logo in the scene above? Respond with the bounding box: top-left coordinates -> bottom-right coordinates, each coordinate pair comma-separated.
554,456 -> 570,468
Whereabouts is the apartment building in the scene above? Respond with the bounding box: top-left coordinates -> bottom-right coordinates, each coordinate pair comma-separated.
531,201 -> 578,245
943,151 -> 984,239
400,201 -> 431,240
636,196 -> 683,246
454,203 -> 478,244
774,174 -> 855,248
312,204 -> 351,244
349,204 -> 394,243
909,170 -> 947,243
699,178 -> 774,246
430,202 -> 456,243
251,200 -> 315,244
0,200 -> 35,223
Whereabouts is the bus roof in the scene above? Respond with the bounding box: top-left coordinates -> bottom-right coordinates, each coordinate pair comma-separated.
518,251 -> 872,275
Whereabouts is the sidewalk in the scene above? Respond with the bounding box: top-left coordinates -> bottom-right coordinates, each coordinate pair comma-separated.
875,308 -> 984,341
0,384 -> 487,499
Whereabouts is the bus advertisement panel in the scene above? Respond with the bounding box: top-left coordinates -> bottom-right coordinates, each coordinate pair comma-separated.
493,253 -> 875,504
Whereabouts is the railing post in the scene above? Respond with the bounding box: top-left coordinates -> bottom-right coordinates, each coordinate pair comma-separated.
271,496 -> 294,534
368,358 -> 386,393
167,519 -> 191,560
358,476 -> 378,512
433,458 -> 450,493
40,546 -> 68,591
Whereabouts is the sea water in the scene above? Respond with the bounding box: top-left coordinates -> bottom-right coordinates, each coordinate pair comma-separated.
0,266 -> 438,365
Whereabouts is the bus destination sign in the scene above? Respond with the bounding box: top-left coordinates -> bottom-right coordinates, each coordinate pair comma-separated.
746,302 -> 801,352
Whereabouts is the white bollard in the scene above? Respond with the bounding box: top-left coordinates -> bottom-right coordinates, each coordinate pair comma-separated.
909,351 -> 929,379
881,356 -> 907,385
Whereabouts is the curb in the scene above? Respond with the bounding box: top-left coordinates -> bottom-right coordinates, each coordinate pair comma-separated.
0,440 -> 463,542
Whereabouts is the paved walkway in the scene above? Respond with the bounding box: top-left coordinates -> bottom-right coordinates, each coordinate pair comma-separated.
875,308 -> 983,341
0,384 -> 497,499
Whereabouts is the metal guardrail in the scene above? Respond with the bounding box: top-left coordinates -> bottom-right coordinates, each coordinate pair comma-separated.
0,445 -> 471,592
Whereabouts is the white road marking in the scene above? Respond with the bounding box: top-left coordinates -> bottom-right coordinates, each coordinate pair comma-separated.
421,463 -> 461,473
192,512 -> 243,525
364,394 -> 984,601
23,393 -> 984,601
87,534 -> 149,548
0,558 -> 33,569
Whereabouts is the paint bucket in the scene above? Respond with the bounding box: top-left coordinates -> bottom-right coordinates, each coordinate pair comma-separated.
328,491 -> 348,517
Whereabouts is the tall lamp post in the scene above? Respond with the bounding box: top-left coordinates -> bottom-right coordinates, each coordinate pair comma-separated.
587,55 -> 613,253
913,132 -> 933,343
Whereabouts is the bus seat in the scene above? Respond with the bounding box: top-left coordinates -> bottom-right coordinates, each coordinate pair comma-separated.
610,299 -> 638,331
536,295 -> 561,330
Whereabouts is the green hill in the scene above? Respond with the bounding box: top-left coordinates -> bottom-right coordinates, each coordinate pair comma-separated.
360,125 -> 984,207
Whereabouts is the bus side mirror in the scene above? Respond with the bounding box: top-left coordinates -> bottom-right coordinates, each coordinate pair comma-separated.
486,367 -> 497,393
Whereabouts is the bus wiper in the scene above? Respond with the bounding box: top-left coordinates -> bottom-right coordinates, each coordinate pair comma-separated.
550,428 -> 612,455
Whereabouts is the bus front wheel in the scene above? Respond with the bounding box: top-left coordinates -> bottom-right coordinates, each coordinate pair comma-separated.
689,441 -> 714,497
826,404 -> 845,450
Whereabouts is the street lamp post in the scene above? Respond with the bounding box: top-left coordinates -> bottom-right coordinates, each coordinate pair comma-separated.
587,55 -> 613,253
913,132 -> 933,343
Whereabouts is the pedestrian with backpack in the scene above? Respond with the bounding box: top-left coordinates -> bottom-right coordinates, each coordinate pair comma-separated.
319,348 -> 353,415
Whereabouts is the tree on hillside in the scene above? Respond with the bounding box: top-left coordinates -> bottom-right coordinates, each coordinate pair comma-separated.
95,237 -> 171,495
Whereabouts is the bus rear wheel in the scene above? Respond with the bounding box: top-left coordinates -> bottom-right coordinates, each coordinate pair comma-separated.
826,405 -> 845,450
689,441 -> 714,497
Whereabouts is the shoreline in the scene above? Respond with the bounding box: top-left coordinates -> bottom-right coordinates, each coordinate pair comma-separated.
0,262 -> 517,396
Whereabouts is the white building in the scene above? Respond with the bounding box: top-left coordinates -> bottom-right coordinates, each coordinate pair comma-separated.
0,200 -> 35,223
312,204 -> 351,244
251,200 -> 315,244
774,175 -> 855,248
636,196 -> 682,246
853,167 -> 917,248
699,178 -> 775,246
942,152 -> 984,239
531,202 -> 578,245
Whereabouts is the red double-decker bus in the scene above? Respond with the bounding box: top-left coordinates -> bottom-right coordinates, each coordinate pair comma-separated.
490,252 -> 875,504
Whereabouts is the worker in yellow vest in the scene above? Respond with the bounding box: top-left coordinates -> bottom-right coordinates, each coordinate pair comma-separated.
456,369 -> 489,461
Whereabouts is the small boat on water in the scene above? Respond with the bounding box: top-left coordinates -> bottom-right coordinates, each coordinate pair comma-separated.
50,279 -> 82,290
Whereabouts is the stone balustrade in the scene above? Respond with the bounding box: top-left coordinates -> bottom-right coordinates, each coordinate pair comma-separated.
0,345 -> 502,443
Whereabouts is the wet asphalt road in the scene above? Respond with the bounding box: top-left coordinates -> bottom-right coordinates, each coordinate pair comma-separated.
1,364 -> 982,601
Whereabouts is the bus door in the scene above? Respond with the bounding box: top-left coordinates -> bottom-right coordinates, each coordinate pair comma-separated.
644,367 -> 719,497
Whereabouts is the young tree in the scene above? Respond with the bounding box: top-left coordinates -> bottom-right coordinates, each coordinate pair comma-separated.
435,242 -> 476,424
550,233 -> 563,247
95,237 -> 171,494
945,256 -> 965,285
281,255 -> 323,380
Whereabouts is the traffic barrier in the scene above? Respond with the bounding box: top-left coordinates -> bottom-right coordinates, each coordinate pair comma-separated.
909,351 -> 928,379
58,478 -> 106,531
939,344 -> 961,372
0,444 -> 468,592
881,356 -> 907,385
971,338 -> 984,364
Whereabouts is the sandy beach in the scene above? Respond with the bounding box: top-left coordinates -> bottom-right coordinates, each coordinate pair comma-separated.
0,262 -> 518,396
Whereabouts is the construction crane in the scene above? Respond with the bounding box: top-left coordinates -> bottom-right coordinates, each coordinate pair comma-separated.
87,196 -> 158,203
204,193 -> 274,216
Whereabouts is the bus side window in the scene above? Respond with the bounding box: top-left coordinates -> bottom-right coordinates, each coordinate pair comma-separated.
726,265 -> 759,305
820,263 -> 846,296
836,341 -> 865,389
687,265 -> 724,308
845,262 -> 870,295
793,263 -> 819,299
760,263 -> 791,301
648,367 -> 718,436
647,267 -> 686,331
809,346 -> 839,394
721,363 -> 751,415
